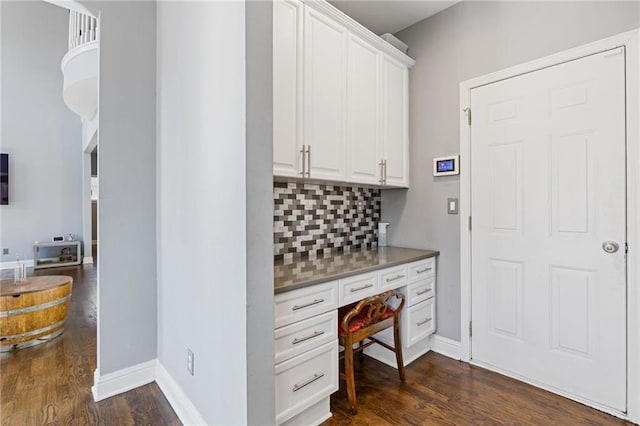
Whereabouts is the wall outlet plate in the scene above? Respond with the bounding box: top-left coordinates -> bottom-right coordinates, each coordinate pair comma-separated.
2,248 -> 8,255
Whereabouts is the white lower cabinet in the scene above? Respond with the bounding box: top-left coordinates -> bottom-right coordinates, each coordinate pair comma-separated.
404,297 -> 436,347
275,281 -> 339,425
274,257 -> 437,424
275,341 -> 339,425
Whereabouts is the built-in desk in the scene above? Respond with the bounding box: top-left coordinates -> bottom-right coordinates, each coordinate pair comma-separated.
273,247 -> 439,426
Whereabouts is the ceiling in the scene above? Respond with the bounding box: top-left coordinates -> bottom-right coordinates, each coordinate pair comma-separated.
329,0 -> 460,35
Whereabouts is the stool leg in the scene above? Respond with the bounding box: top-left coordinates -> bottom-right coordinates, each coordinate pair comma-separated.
393,318 -> 406,381
344,340 -> 358,414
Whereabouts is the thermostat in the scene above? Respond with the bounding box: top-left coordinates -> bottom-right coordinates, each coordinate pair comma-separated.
433,155 -> 460,176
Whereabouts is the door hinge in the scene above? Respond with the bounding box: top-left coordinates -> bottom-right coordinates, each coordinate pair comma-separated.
469,321 -> 472,337
625,242 -> 629,253
463,107 -> 471,126
468,216 -> 472,231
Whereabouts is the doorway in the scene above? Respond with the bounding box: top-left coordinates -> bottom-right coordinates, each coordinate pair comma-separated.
459,30 -> 640,421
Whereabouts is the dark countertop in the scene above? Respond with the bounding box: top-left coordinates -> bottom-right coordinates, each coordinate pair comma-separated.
274,246 -> 439,294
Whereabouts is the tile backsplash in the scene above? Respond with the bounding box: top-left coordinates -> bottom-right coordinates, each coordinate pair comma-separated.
274,182 -> 381,261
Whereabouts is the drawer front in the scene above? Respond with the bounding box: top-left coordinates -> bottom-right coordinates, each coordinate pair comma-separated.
404,298 -> 436,347
406,276 -> 436,307
408,257 -> 436,282
379,265 -> 408,291
275,281 -> 338,329
275,311 -> 337,364
339,272 -> 378,306
275,341 -> 339,425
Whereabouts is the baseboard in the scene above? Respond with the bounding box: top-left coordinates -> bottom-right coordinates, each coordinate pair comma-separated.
429,334 -> 462,360
156,361 -> 207,426
91,360 -> 156,402
83,256 -> 94,264
0,259 -> 34,271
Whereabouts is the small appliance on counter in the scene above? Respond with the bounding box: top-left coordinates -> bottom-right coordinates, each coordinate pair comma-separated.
378,222 -> 390,247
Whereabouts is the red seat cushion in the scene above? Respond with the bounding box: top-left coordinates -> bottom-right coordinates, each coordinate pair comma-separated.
338,303 -> 394,336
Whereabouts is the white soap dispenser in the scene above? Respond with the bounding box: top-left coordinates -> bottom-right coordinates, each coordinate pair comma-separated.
378,222 -> 390,247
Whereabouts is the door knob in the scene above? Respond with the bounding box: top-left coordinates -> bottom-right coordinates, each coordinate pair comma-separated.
602,241 -> 619,253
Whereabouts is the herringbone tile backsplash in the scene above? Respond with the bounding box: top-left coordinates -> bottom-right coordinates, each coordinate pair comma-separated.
274,182 -> 380,261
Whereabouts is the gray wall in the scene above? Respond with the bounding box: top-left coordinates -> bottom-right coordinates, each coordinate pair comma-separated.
0,1 -> 83,264
385,1 -> 640,341
87,1 -> 158,374
246,1 -> 275,424
157,2 -> 251,423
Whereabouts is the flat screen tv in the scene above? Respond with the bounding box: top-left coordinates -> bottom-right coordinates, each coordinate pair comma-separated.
0,153 -> 8,205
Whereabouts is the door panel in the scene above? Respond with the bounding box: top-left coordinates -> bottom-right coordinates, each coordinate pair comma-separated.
471,49 -> 626,411
304,8 -> 347,181
273,0 -> 303,178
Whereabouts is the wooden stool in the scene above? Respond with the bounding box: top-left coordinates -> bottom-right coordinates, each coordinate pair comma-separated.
338,290 -> 406,414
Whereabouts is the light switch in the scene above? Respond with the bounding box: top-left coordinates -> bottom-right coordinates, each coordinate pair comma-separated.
447,197 -> 458,215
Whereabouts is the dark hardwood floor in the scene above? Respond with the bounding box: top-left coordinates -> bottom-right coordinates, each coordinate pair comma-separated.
328,353 -> 632,425
1,265 -> 632,425
0,265 -> 179,425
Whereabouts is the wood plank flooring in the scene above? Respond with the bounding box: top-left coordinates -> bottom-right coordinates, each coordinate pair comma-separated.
1,265 -> 633,425
0,265 -> 179,425
328,353 -> 631,425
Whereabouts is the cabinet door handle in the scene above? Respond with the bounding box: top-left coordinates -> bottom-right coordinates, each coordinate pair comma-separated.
300,145 -> 306,177
379,160 -> 385,185
386,274 -> 405,283
350,283 -> 374,293
306,145 -> 311,178
292,330 -> 325,345
292,298 -> 324,311
292,373 -> 324,392
416,288 -> 432,296
383,159 -> 387,185
416,267 -> 432,274
416,318 -> 432,327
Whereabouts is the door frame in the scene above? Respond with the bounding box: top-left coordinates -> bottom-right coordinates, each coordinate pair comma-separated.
459,29 -> 640,422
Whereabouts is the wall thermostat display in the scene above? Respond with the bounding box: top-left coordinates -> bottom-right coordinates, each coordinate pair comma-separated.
433,155 -> 460,176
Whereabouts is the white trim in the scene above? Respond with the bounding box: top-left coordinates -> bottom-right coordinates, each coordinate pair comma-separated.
428,334 -> 461,360
0,259 -> 34,271
459,29 -> 640,423
91,359 -> 156,402
304,0 -> 415,68
83,256 -> 94,264
156,361 -> 207,426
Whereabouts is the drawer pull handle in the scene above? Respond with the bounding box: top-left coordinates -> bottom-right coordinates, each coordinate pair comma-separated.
350,283 -> 374,293
292,299 -> 324,311
416,267 -> 433,274
386,274 -> 405,283
292,331 -> 325,345
416,288 -> 432,296
416,318 -> 432,327
292,373 -> 325,392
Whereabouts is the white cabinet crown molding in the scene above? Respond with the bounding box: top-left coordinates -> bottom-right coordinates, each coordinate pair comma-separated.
303,0 -> 416,68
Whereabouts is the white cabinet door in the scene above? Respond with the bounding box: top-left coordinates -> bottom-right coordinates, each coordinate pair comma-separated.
273,0 -> 304,178
381,55 -> 409,187
346,34 -> 380,185
304,8 -> 347,181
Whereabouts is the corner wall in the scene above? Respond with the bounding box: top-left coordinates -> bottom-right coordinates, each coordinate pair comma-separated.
157,2 -> 250,423
384,1 -> 640,341
0,1 -> 83,265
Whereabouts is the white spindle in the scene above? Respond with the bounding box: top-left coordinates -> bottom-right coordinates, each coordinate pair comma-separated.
66,10 -> 97,52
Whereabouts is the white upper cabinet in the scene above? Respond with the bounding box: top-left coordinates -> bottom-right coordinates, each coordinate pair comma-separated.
381,55 -> 409,187
303,8 -> 348,181
346,34 -> 381,185
273,0 -> 304,178
273,0 -> 414,187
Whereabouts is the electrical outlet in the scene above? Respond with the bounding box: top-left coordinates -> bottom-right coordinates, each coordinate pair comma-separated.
187,348 -> 194,376
356,200 -> 364,212
2,248 -> 8,255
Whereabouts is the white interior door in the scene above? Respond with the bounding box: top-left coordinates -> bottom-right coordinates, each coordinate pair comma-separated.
471,49 -> 627,412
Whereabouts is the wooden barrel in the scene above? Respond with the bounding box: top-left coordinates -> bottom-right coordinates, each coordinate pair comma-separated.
0,275 -> 73,352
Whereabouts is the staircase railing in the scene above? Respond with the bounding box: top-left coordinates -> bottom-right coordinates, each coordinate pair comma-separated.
68,10 -> 97,51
